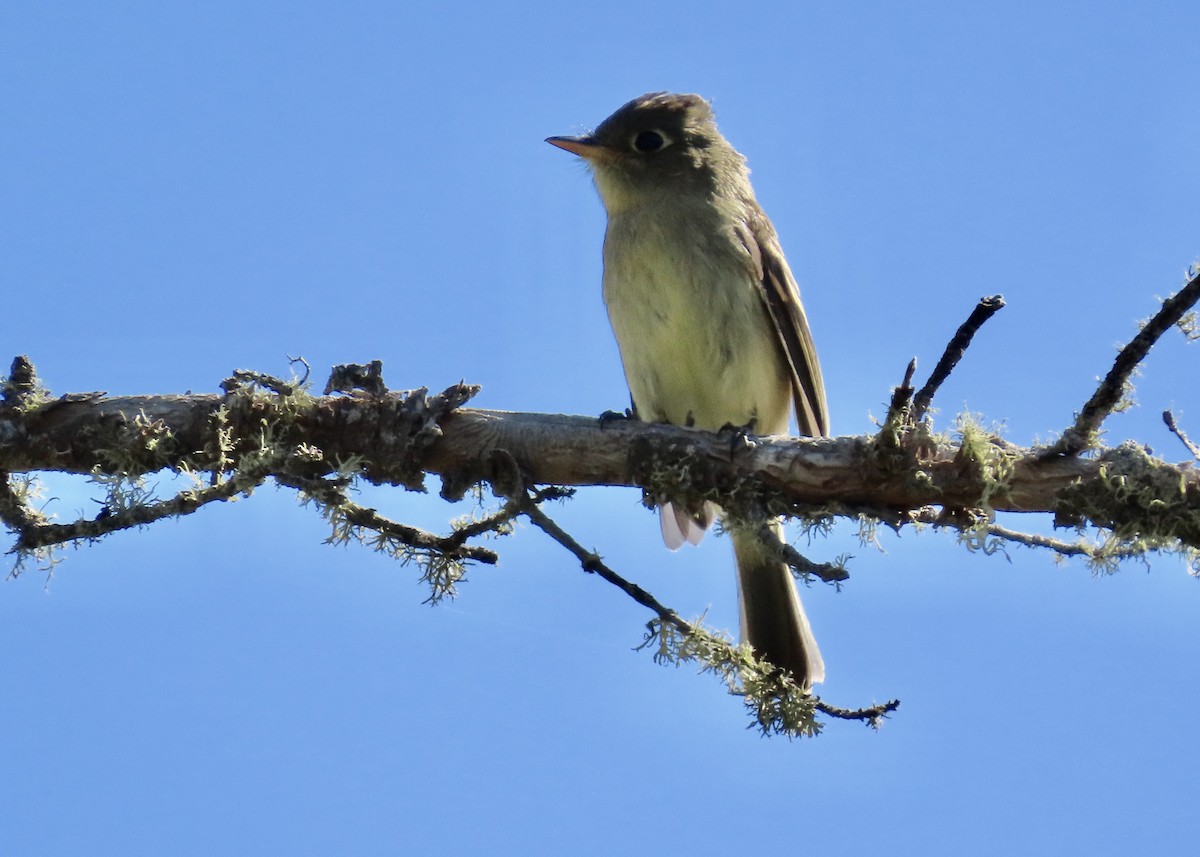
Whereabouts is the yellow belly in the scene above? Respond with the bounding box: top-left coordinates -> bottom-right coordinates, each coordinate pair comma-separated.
602,215 -> 791,435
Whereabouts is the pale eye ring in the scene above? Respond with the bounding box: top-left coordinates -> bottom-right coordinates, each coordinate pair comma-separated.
632,129 -> 670,153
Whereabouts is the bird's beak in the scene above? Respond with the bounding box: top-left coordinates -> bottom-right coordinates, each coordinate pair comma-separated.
546,135 -> 614,162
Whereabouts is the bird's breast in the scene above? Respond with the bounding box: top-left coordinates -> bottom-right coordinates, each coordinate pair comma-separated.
601,210 -> 791,434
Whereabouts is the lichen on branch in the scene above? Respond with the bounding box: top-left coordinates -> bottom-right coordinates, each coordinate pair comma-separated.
1,266 -> 1198,737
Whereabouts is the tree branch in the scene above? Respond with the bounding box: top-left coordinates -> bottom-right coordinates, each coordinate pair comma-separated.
4,394 -> 1197,528
3,266 -> 1198,737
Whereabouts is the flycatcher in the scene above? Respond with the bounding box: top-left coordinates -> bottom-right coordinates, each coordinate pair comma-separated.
548,92 -> 827,689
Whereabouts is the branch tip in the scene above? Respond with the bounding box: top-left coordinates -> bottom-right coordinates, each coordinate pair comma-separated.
912,295 -> 1006,422
1046,270 -> 1200,457
1163,410 -> 1200,460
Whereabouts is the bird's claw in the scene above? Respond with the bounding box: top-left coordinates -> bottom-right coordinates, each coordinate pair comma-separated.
717,418 -> 758,456
599,407 -> 635,426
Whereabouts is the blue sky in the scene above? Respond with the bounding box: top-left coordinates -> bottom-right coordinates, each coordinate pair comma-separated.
3,2 -> 1199,854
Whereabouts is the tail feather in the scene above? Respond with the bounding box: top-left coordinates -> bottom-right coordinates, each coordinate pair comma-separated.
731,521 -> 824,689
659,501 -> 715,551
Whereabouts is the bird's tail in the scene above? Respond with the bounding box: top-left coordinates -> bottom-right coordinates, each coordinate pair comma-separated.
731,520 -> 824,690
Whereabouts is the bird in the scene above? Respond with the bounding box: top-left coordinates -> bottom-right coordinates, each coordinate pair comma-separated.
547,92 -> 828,689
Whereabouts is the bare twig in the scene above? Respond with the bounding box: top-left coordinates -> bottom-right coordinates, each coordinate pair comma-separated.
780,542 -> 850,585
1046,271 -> 1200,457
1163,410 -> 1200,461
285,355 -> 311,387
751,522 -> 849,584
912,295 -> 1006,422
515,487 -> 688,632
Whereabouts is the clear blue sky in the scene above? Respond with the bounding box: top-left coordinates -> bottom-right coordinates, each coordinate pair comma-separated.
3,2 -> 1199,854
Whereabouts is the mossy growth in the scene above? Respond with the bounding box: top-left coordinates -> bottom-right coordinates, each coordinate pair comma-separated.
1056,441 -> 1200,571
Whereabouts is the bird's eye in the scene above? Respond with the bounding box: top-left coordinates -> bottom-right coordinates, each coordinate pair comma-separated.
632,130 -> 669,153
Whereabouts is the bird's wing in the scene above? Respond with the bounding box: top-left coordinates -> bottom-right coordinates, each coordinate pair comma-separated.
738,211 -> 829,438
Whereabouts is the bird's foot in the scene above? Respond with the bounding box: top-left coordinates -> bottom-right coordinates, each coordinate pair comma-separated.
717,417 -> 759,456
598,407 -> 636,426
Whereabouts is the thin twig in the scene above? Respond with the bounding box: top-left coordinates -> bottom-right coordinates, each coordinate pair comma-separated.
285,355 -> 311,387
277,472 -> 499,564
453,486 -> 574,542
516,489 -> 690,633
984,522 -> 1144,562
882,358 -> 918,428
1163,410 -> 1200,461
1045,271 -> 1200,457
815,697 -> 900,725
8,470 -> 268,552
752,522 -> 849,584
780,542 -> 850,585
912,295 -> 1006,421
514,486 -> 896,730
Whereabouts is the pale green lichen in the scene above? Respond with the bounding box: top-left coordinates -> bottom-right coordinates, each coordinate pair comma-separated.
5,365 -> 491,601
953,414 -> 1017,511
1177,311 -> 1200,342
1055,441 -> 1200,573
311,492 -> 474,604
89,410 -> 180,477
1,474 -> 62,580
641,615 -> 822,738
